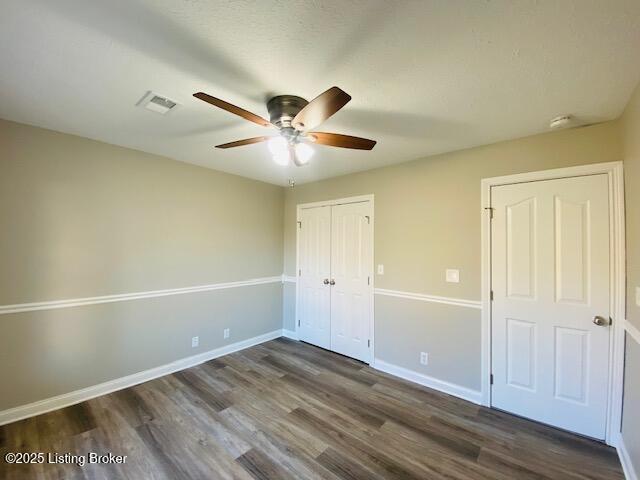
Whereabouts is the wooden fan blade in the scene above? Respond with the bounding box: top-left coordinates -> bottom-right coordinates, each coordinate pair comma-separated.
292,87 -> 351,131
215,136 -> 272,149
307,132 -> 376,150
194,92 -> 272,127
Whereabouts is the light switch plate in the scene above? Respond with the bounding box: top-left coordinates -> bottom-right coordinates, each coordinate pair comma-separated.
377,264 -> 384,275
446,269 -> 460,283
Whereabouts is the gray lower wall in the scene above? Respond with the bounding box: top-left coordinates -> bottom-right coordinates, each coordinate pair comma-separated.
0,283 -> 282,411
284,283 -> 481,391
282,282 -> 297,332
623,336 -> 640,471
375,296 -> 481,390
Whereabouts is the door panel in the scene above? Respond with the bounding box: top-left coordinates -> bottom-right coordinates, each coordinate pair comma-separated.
554,197 -> 590,304
329,202 -> 372,363
298,206 -> 331,349
554,327 -> 589,404
506,197 -> 537,300
491,174 -> 610,439
506,318 -> 536,391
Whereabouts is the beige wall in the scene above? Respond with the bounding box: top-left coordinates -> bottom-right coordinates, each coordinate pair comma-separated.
0,119 -> 284,411
283,121 -> 622,389
1,119 -> 283,305
284,121 -> 621,288
622,84 -> 640,332
621,82 -> 640,474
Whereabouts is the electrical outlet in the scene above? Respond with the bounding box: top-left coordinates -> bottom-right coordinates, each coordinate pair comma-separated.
223,328 -> 230,339
191,336 -> 199,348
420,352 -> 429,365
377,264 -> 384,275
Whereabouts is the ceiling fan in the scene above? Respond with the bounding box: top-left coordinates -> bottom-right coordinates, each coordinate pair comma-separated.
193,87 -> 376,167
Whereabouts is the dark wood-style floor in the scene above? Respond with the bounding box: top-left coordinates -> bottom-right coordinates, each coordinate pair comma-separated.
0,338 -> 623,479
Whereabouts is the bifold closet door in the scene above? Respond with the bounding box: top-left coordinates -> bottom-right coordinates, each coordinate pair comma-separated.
330,202 -> 372,362
298,206 -> 331,349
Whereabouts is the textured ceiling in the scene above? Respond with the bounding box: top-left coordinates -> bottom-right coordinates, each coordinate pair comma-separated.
1,0 -> 640,185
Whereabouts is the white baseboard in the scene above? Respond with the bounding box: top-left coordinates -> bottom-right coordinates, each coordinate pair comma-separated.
0,329 -> 283,426
372,359 -> 483,405
616,432 -> 638,480
282,329 -> 299,340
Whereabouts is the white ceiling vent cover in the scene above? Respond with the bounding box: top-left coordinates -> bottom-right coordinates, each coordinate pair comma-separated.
137,91 -> 178,114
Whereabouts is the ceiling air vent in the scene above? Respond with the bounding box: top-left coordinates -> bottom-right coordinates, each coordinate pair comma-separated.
137,91 -> 178,114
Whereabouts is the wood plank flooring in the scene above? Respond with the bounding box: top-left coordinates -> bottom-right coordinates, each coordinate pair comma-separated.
0,338 -> 623,479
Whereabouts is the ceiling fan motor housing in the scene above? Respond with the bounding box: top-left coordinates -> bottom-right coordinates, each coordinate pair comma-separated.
267,95 -> 308,129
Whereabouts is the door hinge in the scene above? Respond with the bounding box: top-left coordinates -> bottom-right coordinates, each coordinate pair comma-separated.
298,319 -> 300,327
490,374 -> 494,385
297,221 -> 302,229
368,339 -> 370,348
298,269 -> 301,276
365,215 -> 370,224
367,276 -> 370,286
490,290 -> 494,301
484,207 -> 494,219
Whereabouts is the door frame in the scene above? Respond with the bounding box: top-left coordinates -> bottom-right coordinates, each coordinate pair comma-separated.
295,194 -> 375,363
481,161 -> 625,446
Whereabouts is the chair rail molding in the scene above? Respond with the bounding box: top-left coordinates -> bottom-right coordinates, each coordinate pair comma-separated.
0,276 -> 283,315
374,288 -> 481,309
283,276 -> 481,310
625,319 -> 640,345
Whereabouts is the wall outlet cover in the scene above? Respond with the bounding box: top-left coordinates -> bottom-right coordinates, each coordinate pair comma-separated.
446,269 -> 460,283
420,352 -> 429,365
377,264 -> 384,275
636,286 -> 640,307
191,336 -> 199,348
223,328 -> 230,339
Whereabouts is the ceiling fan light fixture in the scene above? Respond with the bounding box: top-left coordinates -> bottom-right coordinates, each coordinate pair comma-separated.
272,150 -> 290,166
267,136 -> 290,165
294,142 -> 314,165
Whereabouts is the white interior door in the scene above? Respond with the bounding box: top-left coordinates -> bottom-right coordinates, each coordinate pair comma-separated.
330,202 -> 372,363
298,206 -> 331,349
491,174 -> 611,439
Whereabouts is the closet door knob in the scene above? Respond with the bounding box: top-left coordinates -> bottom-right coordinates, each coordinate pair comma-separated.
323,279 -> 329,285
329,279 -> 335,286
